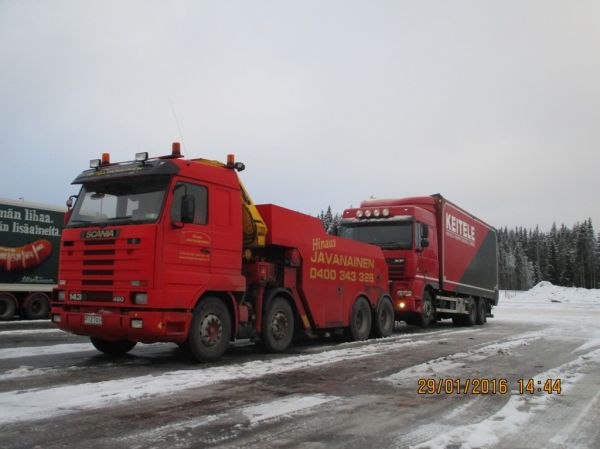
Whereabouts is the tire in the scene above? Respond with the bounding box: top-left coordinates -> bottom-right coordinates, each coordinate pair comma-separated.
476,299 -> 487,325
417,291 -> 435,328
188,297 -> 231,362
24,293 -> 50,320
453,297 -> 477,327
0,294 -> 17,321
90,337 -> 137,355
348,297 -> 372,341
372,296 -> 394,338
261,297 -> 295,352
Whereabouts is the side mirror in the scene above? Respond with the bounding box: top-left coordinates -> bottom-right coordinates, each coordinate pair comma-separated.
420,238 -> 430,248
421,224 -> 429,238
181,194 -> 195,224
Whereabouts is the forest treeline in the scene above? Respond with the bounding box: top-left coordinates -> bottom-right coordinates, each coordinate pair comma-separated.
318,206 -> 599,290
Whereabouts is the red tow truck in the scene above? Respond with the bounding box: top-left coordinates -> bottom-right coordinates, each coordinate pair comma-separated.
51,145 -> 393,361
340,195 -> 498,327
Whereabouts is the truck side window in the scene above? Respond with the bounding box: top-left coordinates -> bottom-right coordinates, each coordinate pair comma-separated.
171,182 -> 208,225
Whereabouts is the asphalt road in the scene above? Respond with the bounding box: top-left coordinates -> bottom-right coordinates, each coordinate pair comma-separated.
0,301 -> 598,449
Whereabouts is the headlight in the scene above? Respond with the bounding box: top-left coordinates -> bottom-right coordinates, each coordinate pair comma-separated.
57,291 -> 65,301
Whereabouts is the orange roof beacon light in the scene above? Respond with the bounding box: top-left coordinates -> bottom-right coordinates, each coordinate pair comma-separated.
227,154 -> 235,168
101,153 -> 110,165
171,142 -> 182,158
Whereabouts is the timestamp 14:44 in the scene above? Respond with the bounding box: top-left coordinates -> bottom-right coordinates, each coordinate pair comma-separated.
518,378 -> 562,395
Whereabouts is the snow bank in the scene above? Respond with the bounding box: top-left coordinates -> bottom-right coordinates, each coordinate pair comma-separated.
501,282 -> 600,305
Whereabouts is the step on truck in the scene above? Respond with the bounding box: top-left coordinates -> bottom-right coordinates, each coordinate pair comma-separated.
339,195 -> 498,327
51,145 -> 393,361
0,198 -> 65,320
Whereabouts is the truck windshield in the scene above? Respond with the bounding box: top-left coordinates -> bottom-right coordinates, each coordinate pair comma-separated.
67,176 -> 170,227
338,222 -> 413,250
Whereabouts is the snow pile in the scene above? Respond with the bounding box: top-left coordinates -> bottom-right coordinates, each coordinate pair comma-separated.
503,281 -> 600,305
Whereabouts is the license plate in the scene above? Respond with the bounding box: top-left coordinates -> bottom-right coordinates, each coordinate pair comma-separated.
84,314 -> 102,326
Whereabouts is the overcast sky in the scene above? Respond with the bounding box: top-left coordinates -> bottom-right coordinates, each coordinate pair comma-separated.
1,1 -> 599,230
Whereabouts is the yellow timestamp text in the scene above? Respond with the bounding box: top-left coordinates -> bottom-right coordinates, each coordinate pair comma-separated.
417,378 -> 562,395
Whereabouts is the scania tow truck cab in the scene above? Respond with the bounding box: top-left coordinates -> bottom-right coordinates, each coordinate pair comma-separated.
52,144 -> 392,361
340,195 -> 498,328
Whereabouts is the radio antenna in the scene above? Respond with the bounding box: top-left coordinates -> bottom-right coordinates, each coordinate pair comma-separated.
169,99 -> 188,155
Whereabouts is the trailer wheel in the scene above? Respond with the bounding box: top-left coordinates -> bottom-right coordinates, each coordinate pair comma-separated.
0,293 -> 17,321
90,337 -> 137,355
372,297 -> 394,338
417,291 -> 435,328
348,297 -> 372,341
262,297 -> 295,352
188,297 -> 231,362
453,297 -> 477,326
24,293 -> 50,320
476,299 -> 487,325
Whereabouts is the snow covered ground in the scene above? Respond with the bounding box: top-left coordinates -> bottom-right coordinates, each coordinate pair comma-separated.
0,282 -> 598,449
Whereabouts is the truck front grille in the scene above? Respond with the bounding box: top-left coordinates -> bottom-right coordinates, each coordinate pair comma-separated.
60,234 -> 151,292
386,259 -> 406,281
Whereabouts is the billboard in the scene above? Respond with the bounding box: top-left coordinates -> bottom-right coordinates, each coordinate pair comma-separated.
0,202 -> 64,285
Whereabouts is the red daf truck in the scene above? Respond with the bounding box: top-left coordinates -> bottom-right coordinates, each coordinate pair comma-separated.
51,145 -> 393,361
340,195 -> 498,327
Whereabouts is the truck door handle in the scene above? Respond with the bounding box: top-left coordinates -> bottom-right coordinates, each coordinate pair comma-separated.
200,248 -> 211,254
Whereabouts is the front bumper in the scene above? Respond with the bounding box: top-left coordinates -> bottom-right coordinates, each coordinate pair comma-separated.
50,306 -> 190,344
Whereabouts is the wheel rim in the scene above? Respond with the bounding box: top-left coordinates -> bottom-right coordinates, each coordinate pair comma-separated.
199,313 -> 222,347
355,307 -> 367,332
31,300 -> 42,315
271,310 -> 290,341
423,301 -> 432,319
379,304 -> 391,330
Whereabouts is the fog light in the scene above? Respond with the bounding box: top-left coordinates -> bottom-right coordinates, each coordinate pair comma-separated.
382,208 -> 390,217
90,159 -> 101,168
132,293 -> 148,305
356,210 -> 364,218
373,209 -> 381,217
52,314 -> 62,323
57,291 -> 65,301
399,302 -> 406,309
131,319 -> 143,329
364,209 -> 372,218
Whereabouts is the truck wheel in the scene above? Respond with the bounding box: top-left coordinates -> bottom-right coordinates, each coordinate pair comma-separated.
188,297 -> 231,362
0,293 -> 17,321
24,293 -> 50,320
476,299 -> 487,325
262,297 -> 295,352
372,297 -> 394,338
90,337 -> 137,355
348,297 -> 372,341
417,291 -> 435,328
452,297 -> 477,327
